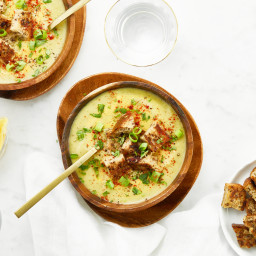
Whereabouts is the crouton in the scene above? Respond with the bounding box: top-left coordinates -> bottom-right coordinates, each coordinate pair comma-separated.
121,138 -> 138,156
251,167 -> 256,185
126,154 -> 160,172
244,178 -> 256,201
111,112 -> 135,137
0,1 -> 6,13
243,215 -> 256,237
232,224 -> 256,248
246,198 -> 256,216
140,122 -> 170,152
10,10 -> 33,40
0,38 -> 15,64
0,14 -> 11,30
221,183 -> 246,211
102,153 -> 131,180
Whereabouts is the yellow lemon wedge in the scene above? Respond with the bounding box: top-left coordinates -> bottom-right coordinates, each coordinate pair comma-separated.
0,117 -> 8,152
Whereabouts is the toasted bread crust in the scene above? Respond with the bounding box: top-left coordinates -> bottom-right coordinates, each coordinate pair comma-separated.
246,197 -> 256,216
232,224 -> 256,248
243,215 -> 256,237
251,167 -> 256,185
244,178 -> 256,201
221,183 -> 246,211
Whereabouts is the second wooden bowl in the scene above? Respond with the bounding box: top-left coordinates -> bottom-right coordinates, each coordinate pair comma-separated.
61,81 -> 194,213
0,0 -> 76,91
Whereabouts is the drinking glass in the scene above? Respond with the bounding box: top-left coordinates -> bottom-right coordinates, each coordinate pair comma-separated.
105,0 -> 178,66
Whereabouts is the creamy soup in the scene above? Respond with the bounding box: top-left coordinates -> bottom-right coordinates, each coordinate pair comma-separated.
69,88 -> 186,204
0,0 -> 67,83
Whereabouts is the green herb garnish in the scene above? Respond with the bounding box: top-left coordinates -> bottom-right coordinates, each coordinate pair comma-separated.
111,150 -> 120,157
131,99 -> 137,105
132,187 -> 142,195
91,190 -> 97,195
161,155 -> 164,163
17,40 -> 22,49
106,180 -> 114,189
139,142 -> 148,152
175,129 -> 184,139
6,64 -> 14,72
15,0 -> 27,9
156,138 -> 163,144
90,104 -> 105,118
94,122 -> 104,132
70,154 -> 78,159
15,61 -> 26,71
43,0 -> 52,3
114,108 -> 127,114
139,173 -> 150,185
76,130 -> 85,141
36,55 -> 44,64
150,171 -> 162,183
95,140 -> 104,150
102,191 -> 110,197
119,176 -> 130,187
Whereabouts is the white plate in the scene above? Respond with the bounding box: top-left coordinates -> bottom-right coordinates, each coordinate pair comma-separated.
220,160 -> 256,256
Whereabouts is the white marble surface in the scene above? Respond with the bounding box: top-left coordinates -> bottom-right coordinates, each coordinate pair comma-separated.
1,0 -> 256,254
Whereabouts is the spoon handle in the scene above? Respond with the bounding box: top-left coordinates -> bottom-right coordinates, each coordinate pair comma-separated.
49,0 -> 91,30
14,147 -> 97,218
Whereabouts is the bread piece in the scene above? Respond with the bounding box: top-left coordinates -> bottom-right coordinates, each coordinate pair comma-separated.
111,112 -> 135,137
0,38 -> 15,64
140,122 -> 170,152
10,10 -> 33,40
0,1 -> 6,13
102,153 -> 132,180
251,167 -> 256,185
221,183 -> 246,211
246,197 -> 256,216
244,178 -> 256,201
232,224 -> 256,248
243,215 -> 256,237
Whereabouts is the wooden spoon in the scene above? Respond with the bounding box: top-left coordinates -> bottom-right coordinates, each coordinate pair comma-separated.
49,0 -> 91,30
14,147 -> 97,218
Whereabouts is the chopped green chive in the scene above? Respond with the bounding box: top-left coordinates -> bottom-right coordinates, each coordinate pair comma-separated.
94,122 -> 104,132
90,113 -> 102,118
29,41 -> 35,50
94,167 -> 99,177
139,142 -> 148,152
0,29 -> 7,37
106,180 -> 114,189
150,171 -> 162,183
36,55 -> 44,64
133,127 -> 142,135
32,69 -> 40,77
175,129 -> 184,139
140,150 -> 148,158
76,130 -> 85,141
102,191 -> 110,197
15,0 -> 27,9
156,138 -> 163,144
53,28 -> 59,36
80,164 -> 89,170
6,63 -> 14,72
118,136 -> 125,145
95,140 -> 104,150
91,190 -> 97,195
17,40 -> 22,49
43,0 -> 52,3
79,177 -> 84,183
119,176 -> 130,187
35,39 -> 47,48
114,108 -> 127,114
131,99 -> 137,105
111,150 -> 120,157
45,49 -> 51,59
70,154 -> 78,159
139,173 -> 150,185
129,133 -> 138,143
161,155 -> 164,163
132,187 -> 142,195
15,61 -> 26,71
98,104 -> 105,114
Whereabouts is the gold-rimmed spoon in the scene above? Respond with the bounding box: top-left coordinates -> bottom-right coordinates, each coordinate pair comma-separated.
14,147 -> 97,218
49,0 -> 91,30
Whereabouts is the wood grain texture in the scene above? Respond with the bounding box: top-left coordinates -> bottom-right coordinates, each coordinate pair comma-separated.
57,72 -> 203,227
0,1 -> 86,100
60,81 -> 194,213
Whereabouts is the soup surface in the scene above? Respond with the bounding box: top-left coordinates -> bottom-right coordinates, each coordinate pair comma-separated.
69,88 -> 186,204
0,0 -> 67,83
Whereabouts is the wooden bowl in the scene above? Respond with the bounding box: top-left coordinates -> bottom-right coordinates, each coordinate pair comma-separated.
0,0 -> 76,91
61,81 -> 194,213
